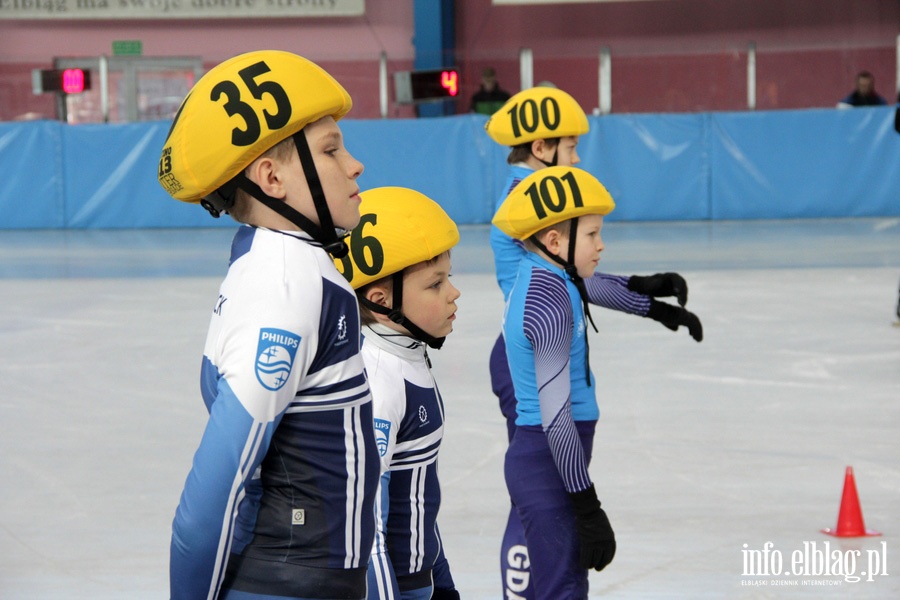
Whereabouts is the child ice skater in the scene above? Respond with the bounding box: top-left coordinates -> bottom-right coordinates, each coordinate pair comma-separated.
159,50 -> 379,600
336,187 -> 462,600
494,165 -> 625,599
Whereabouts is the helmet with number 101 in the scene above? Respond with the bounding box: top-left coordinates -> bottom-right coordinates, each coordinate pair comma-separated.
484,86 -> 589,147
492,166 -> 615,241
157,50 -> 352,204
336,187 -> 460,290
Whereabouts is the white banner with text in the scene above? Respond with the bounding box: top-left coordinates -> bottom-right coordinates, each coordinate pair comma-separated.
0,0 -> 363,19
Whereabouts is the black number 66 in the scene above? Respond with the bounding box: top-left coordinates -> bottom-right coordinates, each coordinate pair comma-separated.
337,213 -> 385,282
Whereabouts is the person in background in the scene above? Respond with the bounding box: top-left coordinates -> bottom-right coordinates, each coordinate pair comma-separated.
838,71 -> 887,107
470,66 -> 511,116
894,90 -> 900,324
894,89 -> 900,133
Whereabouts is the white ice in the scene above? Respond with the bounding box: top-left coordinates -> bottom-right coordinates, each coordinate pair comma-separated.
1,218 -> 898,599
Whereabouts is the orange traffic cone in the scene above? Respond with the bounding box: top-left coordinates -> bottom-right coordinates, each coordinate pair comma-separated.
821,466 -> 881,537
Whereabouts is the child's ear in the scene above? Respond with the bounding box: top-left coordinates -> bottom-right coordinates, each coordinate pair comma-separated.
531,139 -> 551,162
248,156 -> 287,199
365,285 -> 391,309
531,138 -> 560,163
541,228 -> 562,254
364,285 -> 395,325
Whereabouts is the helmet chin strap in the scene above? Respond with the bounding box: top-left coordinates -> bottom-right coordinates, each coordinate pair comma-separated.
199,130 -> 349,259
360,271 -> 447,350
529,217 -> 597,386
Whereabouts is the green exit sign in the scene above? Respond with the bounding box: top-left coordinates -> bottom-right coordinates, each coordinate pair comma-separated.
112,40 -> 143,56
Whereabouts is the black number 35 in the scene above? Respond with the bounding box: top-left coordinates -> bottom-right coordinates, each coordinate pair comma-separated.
210,61 -> 293,147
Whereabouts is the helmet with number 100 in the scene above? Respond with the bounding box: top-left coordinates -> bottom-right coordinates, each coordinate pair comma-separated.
158,50 -> 352,204
336,187 -> 460,290
484,86 -> 589,147
492,166 -> 615,241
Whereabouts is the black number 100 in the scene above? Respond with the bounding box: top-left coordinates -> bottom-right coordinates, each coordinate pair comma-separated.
505,97 -> 561,139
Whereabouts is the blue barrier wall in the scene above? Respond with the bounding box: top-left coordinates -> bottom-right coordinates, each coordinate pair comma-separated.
1,108 -> 898,229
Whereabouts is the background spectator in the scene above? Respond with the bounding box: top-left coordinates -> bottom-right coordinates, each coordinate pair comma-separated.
837,71 -> 887,107
470,67 -> 511,115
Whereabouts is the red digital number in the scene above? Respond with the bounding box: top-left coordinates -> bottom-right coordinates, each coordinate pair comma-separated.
441,70 -> 459,97
62,69 -> 85,94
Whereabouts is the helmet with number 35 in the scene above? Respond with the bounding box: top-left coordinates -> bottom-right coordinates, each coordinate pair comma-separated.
337,187 -> 459,290
492,166 -> 615,241
485,86 -> 589,147
158,50 -> 352,205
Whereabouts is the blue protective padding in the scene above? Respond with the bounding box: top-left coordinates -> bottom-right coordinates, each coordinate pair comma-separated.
580,113 -> 710,221
62,120 -> 232,228
710,107 -> 900,219
343,115 -> 509,225
0,120 -> 65,228
2,109 -> 899,229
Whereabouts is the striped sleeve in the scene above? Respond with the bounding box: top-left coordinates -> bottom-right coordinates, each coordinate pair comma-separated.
584,272 -> 651,316
523,269 -> 591,493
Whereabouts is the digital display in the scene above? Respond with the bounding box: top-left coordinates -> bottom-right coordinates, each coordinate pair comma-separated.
37,68 -> 92,94
395,68 -> 460,104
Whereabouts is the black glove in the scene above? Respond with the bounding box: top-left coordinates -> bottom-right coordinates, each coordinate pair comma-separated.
627,272 -> 688,307
569,484 -> 616,572
647,300 -> 703,342
431,589 -> 461,600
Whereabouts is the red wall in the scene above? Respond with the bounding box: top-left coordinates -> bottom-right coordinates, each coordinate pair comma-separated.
2,0 -> 899,121
0,3 -> 418,120
455,0 -> 900,113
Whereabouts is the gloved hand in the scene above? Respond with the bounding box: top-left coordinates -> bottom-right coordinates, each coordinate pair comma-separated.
569,484 -> 616,572
647,300 -> 703,342
431,588 -> 461,600
627,272 -> 688,306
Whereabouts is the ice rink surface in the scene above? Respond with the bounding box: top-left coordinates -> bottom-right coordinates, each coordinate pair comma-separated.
1,218 -> 898,599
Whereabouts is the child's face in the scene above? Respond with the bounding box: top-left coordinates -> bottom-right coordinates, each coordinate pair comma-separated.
399,252 -> 460,340
285,116 -> 364,230
555,136 -> 581,167
559,213 -> 605,279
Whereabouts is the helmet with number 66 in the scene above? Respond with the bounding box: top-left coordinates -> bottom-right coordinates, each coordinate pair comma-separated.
158,50 -> 352,205
336,187 -> 460,290
485,86 -> 589,147
492,166 -> 615,241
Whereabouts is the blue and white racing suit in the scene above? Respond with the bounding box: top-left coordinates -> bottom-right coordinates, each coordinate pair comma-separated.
170,226 -> 379,600
362,323 -> 456,600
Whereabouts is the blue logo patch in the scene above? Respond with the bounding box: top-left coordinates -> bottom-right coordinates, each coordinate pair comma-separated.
255,328 -> 301,391
374,418 -> 391,457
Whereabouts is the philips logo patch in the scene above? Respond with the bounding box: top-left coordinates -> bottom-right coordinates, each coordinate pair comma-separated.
255,328 -> 301,391
374,418 -> 391,457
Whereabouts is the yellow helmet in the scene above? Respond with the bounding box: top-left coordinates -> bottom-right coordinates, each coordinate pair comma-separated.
336,187 -> 460,289
492,166 -> 615,240
485,86 -> 589,147
158,50 -> 352,204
